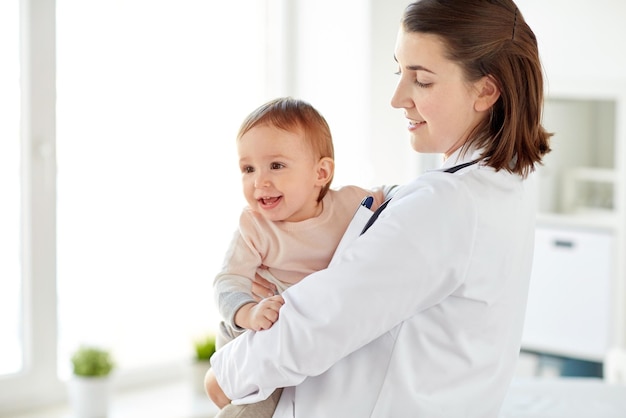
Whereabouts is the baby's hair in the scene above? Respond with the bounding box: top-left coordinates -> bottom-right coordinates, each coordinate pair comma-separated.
238,97 -> 335,201
402,0 -> 552,177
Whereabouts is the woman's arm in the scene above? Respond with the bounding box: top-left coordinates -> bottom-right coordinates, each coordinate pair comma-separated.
211,178 -> 477,403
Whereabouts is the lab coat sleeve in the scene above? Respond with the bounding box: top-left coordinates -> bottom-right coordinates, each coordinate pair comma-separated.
211,175 -> 478,404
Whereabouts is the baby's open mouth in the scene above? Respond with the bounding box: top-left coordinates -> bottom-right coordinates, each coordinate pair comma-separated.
259,196 -> 281,206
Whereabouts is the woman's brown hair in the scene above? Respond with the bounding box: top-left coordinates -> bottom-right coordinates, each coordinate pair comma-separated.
237,97 -> 335,201
402,0 -> 552,177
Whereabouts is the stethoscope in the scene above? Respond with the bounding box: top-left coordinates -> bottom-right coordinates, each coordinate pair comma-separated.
360,159 -> 480,235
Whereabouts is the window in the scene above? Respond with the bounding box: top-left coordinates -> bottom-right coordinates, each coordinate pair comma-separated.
56,0 -> 275,378
0,1 -> 278,412
0,0 -> 21,377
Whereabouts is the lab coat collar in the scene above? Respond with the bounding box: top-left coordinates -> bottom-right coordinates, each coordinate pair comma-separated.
436,147 -> 484,172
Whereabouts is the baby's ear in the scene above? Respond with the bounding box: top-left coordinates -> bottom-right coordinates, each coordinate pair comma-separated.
316,157 -> 334,185
474,75 -> 500,112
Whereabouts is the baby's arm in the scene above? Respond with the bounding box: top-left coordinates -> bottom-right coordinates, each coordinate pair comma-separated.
215,219 -> 287,334
234,295 -> 285,331
214,224 -> 269,334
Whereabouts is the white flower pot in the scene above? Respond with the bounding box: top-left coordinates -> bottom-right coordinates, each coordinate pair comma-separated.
68,375 -> 111,418
191,360 -> 212,397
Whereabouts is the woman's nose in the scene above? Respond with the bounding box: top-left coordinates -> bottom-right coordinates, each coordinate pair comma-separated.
390,78 -> 412,109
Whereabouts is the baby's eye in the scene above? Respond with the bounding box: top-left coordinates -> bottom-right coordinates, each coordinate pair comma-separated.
241,165 -> 254,174
270,162 -> 285,170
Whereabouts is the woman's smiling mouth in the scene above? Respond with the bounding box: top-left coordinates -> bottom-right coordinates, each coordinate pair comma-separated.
408,119 -> 426,130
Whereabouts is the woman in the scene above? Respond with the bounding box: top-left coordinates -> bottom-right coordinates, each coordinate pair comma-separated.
207,0 -> 551,416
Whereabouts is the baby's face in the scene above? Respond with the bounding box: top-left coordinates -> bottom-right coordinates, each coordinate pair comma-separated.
237,124 -> 324,222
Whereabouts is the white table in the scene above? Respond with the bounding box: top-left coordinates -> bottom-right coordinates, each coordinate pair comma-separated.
501,377 -> 626,417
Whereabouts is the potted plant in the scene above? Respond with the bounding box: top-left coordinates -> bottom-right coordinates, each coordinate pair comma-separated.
191,334 -> 216,396
68,345 -> 115,418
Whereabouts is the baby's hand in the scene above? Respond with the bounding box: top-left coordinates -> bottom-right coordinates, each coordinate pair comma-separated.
235,295 -> 285,331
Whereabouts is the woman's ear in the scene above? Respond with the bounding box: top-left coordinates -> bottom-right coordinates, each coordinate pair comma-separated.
315,157 -> 334,185
474,75 -> 501,112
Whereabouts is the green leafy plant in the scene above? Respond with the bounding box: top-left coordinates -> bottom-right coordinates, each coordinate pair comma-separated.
71,345 -> 114,377
193,334 -> 216,362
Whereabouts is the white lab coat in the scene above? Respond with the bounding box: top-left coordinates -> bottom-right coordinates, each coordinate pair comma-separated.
211,148 -> 536,417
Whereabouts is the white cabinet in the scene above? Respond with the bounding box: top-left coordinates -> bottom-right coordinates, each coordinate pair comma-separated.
522,226 -> 614,361
522,81 -> 626,375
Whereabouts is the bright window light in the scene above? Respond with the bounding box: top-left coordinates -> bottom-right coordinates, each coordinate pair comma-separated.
56,0 -> 272,378
0,0 -> 22,377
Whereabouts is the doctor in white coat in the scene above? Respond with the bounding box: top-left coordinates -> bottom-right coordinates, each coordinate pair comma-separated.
206,0 -> 552,416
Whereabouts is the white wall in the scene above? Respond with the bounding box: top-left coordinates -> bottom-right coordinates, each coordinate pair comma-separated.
517,0 -> 626,84
290,0 -> 626,187
289,0 -> 410,189
367,1 -> 417,185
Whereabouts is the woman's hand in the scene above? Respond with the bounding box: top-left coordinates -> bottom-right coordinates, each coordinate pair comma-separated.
204,368 -> 231,409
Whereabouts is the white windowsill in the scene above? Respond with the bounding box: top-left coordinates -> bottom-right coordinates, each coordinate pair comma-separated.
8,379 -> 219,418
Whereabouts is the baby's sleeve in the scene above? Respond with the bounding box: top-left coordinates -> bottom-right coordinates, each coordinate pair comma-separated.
213,213 -> 265,331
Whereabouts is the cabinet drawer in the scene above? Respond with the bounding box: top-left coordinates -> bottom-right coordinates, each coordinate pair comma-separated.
521,226 -> 614,361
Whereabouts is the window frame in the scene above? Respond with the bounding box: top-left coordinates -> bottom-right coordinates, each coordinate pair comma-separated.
0,0 -> 61,413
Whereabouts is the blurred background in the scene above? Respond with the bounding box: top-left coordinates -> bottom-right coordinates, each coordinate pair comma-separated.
1,0 -> 626,416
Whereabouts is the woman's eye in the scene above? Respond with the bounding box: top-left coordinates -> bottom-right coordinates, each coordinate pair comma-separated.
270,162 -> 284,170
416,79 -> 432,88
